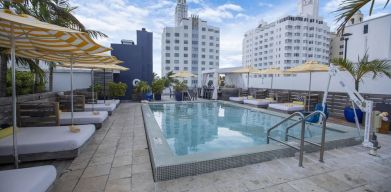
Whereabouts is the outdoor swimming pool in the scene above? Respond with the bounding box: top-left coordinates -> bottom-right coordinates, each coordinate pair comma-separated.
142,101 -> 361,181
149,102 -> 338,156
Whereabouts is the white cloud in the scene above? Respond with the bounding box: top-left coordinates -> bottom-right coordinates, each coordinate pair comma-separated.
258,2 -> 274,8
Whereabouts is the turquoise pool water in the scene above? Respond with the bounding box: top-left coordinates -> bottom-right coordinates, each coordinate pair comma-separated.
149,102 -> 336,156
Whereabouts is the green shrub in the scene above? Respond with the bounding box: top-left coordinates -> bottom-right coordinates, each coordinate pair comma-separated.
108,82 -> 127,98
134,81 -> 150,93
174,81 -> 187,92
151,79 -> 165,94
90,83 -> 103,97
6,70 -> 45,96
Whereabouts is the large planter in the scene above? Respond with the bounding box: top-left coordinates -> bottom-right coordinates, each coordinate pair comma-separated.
344,106 -> 363,123
144,92 -> 153,101
175,92 -> 183,101
154,93 -> 162,101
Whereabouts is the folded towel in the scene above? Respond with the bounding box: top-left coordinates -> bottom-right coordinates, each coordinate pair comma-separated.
69,126 -> 80,133
0,127 -> 13,139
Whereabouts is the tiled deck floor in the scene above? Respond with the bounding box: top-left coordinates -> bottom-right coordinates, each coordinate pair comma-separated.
3,103 -> 390,192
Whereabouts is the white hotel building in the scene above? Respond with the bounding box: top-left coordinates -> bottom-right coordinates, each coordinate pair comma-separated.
242,0 -> 330,73
161,0 -> 220,86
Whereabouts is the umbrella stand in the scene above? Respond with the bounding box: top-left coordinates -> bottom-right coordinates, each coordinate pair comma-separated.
10,23 -> 19,168
70,58 -> 74,126
308,72 -> 312,111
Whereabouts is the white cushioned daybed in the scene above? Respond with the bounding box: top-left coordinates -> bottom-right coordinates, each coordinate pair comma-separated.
97,99 -> 120,107
229,97 -> 247,103
243,99 -> 276,108
0,165 -> 56,192
268,103 -> 304,113
60,111 -> 108,129
0,125 -> 95,163
85,103 -> 116,115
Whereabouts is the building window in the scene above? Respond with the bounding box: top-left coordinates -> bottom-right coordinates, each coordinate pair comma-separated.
174,53 -> 179,57
165,40 -> 170,43
165,46 -> 170,50
166,33 -> 170,37
175,40 -> 179,44
184,25 -> 188,29
165,60 -> 170,64
202,27 -> 206,31
184,40 -> 188,44
174,33 -> 179,37
184,60 -> 188,64
184,47 -> 188,51
174,46 -> 179,50
364,24 -> 368,34
184,54 -> 188,57
174,60 -> 179,64
174,67 -> 179,70
165,67 -> 170,70
165,53 -> 170,57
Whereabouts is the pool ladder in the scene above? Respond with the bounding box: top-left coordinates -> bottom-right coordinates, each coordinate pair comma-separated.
266,111 -> 327,167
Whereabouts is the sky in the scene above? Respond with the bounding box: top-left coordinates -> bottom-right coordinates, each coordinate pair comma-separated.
69,0 -> 391,76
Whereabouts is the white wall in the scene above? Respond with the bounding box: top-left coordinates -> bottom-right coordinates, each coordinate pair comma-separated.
49,69 -> 92,92
246,71 -> 391,94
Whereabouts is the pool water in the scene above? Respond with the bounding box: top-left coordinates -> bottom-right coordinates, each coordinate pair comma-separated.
149,102 -> 335,156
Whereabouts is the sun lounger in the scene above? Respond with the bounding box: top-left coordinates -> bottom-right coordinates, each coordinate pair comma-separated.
268,102 -> 305,113
60,111 -> 108,129
229,97 -> 247,103
0,165 -> 56,192
0,125 -> 95,163
85,103 -> 116,115
97,99 -> 120,107
243,99 -> 276,108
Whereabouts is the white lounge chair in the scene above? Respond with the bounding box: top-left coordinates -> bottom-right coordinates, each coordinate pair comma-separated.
60,111 -> 108,129
97,99 -> 120,107
229,97 -> 247,103
0,165 -> 56,192
0,125 -> 95,163
268,102 -> 305,113
85,102 -> 116,115
243,98 -> 276,108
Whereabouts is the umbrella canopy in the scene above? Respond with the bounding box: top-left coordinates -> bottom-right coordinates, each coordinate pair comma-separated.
0,9 -> 111,168
170,71 -> 197,78
287,60 -> 329,73
259,68 -> 285,89
61,63 -> 128,71
232,66 -> 262,91
287,61 -> 329,111
0,9 -> 111,54
232,66 -> 262,74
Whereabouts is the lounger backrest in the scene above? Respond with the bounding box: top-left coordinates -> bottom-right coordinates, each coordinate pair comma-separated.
255,90 -> 268,99
58,95 -> 85,112
17,102 -> 60,127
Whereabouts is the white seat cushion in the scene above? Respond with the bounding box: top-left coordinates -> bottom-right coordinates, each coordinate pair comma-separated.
0,125 -> 95,156
244,99 -> 275,106
0,165 -> 56,192
229,97 -> 245,102
97,100 -> 120,106
268,103 -> 304,112
60,111 -> 108,125
85,103 -> 116,112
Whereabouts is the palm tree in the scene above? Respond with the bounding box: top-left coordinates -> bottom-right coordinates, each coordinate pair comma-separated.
335,0 -> 390,33
0,0 -> 107,96
332,53 -> 391,91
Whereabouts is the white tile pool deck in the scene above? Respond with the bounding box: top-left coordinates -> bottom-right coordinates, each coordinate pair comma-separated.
2,103 -> 390,192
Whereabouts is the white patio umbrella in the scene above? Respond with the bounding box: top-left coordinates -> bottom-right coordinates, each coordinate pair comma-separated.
0,9 -> 111,168
287,61 -> 329,111
232,66 -> 262,98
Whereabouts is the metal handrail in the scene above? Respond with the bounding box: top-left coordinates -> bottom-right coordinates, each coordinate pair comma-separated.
266,112 -> 304,144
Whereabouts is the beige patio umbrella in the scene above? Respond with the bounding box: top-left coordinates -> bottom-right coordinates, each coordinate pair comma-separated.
232,66 -> 262,91
287,61 -> 329,111
259,68 -> 285,89
0,9 -> 111,168
170,70 -> 197,78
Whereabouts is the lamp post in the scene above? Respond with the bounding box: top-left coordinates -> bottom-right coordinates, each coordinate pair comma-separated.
343,33 -> 352,60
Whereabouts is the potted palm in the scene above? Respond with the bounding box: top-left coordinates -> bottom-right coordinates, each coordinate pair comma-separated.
151,79 -> 165,101
134,81 -> 151,101
174,81 -> 187,101
108,82 -> 127,99
332,53 -> 391,123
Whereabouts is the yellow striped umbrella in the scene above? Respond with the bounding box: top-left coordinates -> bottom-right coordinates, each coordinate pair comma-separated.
259,68 -> 286,89
0,9 -> 112,168
0,9 -> 111,54
232,66 -> 262,90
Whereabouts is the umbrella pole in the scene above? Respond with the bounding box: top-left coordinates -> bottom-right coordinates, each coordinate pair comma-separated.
247,72 -> 250,99
70,58 -> 74,126
103,69 -> 106,104
91,69 -> 94,112
308,72 -> 312,111
271,75 -> 274,89
10,24 -> 19,168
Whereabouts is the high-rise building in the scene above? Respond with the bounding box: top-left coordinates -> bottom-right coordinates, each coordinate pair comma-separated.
330,12 -> 391,61
161,0 -> 220,87
111,28 -> 153,100
242,0 -> 330,73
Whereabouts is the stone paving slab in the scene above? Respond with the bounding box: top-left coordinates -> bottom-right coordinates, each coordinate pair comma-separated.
1,103 -> 390,192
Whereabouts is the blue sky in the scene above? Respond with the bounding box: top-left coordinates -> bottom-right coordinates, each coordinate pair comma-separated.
69,0 -> 391,76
